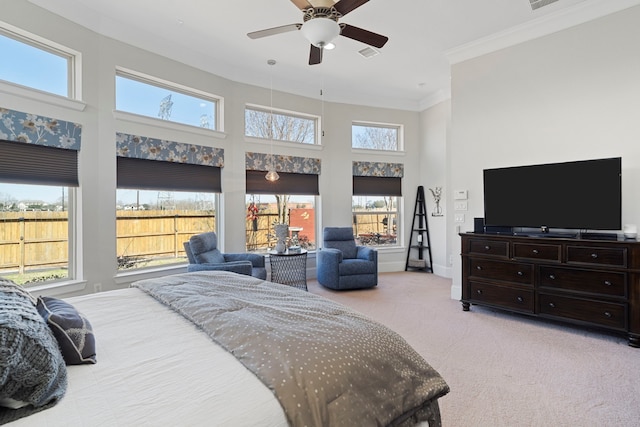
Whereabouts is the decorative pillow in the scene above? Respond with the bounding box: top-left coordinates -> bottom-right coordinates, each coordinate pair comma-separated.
36,297 -> 97,365
0,279 -> 67,423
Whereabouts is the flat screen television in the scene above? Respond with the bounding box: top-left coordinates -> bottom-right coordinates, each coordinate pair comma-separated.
483,157 -> 622,232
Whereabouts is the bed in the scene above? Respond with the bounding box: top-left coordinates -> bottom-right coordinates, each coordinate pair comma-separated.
2,271 -> 449,426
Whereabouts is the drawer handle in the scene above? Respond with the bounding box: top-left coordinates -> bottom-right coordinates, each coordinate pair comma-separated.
476,265 -> 482,270
516,296 -> 523,303
591,253 -> 598,259
549,274 -> 556,280
532,249 -> 539,254
484,245 -> 490,250
549,302 -> 556,308
604,311 -> 612,318
517,271 -> 523,276
604,280 -> 612,286
477,289 -> 483,295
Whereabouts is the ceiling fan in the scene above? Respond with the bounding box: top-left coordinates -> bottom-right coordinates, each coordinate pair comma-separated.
247,0 -> 389,65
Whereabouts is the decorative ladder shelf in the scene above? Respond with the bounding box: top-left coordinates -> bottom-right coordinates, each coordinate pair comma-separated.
405,186 -> 433,273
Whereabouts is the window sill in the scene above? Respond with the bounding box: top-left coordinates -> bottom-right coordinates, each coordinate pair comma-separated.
0,80 -> 86,111
114,263 -> 188,286
26,279 -> 89,297
244,136 -> 322,151
113,110 -> 227,140
351,148 -> 406,157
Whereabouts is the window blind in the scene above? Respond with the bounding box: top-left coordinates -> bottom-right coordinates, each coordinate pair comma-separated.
117,157 -> 221,192
0,140 -> 79,186
246,170 -> 319,195
353,176 -> 402,197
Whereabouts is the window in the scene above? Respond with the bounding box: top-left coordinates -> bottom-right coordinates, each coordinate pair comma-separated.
116,189 -> 216,270
352,122 -> 401,151
352,196 -> 399,247
0,139 -> 79,286
245,194 -> 316,253
0,184 -> 73,286
0,29 -> 72,97
116,154 -> 221,271
116,70 -> 219,130
245,106 -> 317,144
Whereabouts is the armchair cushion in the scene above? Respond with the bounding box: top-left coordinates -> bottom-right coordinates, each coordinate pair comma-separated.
322,227 -> 358,259
187,261 -> 252,276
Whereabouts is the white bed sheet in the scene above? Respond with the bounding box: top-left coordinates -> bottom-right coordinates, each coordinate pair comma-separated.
11,288 -> 288,427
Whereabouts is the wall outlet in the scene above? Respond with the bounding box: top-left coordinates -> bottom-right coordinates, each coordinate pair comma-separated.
94,282 -> 102,293
454,213 -> 465,223
454,201 -> 468,211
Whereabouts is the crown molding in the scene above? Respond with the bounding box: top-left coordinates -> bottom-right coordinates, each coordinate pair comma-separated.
446,0 -> 640,65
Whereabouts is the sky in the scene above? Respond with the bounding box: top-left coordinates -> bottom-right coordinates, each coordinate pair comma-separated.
1,32 -> 382,206
1,32 -> 214,203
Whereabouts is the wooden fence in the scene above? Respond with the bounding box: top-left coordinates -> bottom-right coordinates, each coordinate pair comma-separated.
1,209 -> 397,274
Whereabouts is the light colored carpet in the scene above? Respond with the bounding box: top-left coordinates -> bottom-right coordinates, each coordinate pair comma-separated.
307,272 -> 640,427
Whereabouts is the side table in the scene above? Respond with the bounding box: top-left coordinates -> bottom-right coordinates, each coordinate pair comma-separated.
269,249 -> 308,291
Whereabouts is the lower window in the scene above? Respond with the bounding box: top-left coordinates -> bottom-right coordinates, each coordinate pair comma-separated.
352,196 -> 399,247
0,183 -> 72,286
116,189 -> 216,270
246,194 -> 316,253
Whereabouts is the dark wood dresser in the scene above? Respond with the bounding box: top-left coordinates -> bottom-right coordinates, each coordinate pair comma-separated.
460,232 -> 640,347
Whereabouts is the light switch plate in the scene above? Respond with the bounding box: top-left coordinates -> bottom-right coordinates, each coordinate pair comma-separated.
454,190 -> 468,200
454,213 -> 465,223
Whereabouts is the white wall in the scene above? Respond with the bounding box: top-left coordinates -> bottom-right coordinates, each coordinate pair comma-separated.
3,0 -> 431,296
447,5 -> 640,298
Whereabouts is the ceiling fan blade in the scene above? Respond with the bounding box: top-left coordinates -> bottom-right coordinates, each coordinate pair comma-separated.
247,23 -> 301,39
309,44 -> 323,65
290,0 -> 313,10
334,0 -> 369,16
340,24 -> 388,48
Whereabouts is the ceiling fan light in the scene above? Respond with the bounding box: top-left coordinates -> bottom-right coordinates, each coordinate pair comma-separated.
324,42 -> 336,50
301,18 -> 340,48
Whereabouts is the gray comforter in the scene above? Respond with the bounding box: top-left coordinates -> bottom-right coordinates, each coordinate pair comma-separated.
132,271 -> 449,426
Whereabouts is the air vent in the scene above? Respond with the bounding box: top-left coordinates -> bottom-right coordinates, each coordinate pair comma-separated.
358,47 -> 379,59
529,0 -> 560,10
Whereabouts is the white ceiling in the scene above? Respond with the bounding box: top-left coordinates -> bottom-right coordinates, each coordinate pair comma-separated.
27,0 -> 640,110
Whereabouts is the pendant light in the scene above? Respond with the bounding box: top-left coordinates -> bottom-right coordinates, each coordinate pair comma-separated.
265,59 -> 280,182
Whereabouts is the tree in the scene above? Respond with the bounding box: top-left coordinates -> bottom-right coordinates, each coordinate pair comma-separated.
354,126 -> 398,150
274,194 -> 290,224
245,109 -> 314,143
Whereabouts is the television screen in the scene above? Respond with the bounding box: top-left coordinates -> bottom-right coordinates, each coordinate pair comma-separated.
483,157 -> 621,231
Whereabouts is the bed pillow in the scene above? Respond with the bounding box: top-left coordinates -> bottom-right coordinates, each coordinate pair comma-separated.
36,296 -> 97,365
0,279 -> 67,423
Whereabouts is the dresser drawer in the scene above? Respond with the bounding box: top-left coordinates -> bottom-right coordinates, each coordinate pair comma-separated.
566,245 -> 627,267
469,282 -> 534,313
513,243 -> 561,262
469,259 -> 533,285
539,266 -> 626,298
538,293 -> 627,330
468,239 -> 509,257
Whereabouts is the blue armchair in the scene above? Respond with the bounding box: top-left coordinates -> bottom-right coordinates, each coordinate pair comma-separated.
317,227 -> 378,290
184,232 -> 267,279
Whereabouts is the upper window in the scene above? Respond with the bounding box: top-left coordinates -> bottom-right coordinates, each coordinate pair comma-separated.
116,70 -> 219,130
352,122 -> 401,151
245,105 -> 317,145
0,29 -> 72,97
